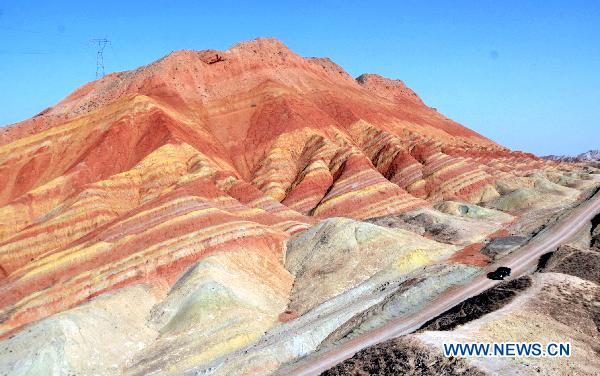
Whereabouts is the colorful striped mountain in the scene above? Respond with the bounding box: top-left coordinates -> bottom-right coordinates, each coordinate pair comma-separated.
0,38 -> 593,375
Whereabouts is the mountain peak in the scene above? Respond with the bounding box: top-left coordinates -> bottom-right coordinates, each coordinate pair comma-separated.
230,36 -> 295,54
0,37 -> 487,147
356,73 -> 424,105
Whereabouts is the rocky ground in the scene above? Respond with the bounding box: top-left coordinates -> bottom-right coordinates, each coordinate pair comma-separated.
324,199 -> 600,376
322,336 -> 485,376
417,272 -> 600,376
1,168 -> 597,375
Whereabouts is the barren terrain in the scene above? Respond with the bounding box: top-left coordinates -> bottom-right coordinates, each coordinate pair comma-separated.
0,38 -> 598,375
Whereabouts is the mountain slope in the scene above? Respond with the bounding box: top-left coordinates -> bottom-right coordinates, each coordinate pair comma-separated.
0,37 -> 579,354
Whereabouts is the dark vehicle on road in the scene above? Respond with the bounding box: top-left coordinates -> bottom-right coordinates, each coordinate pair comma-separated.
487,266 -> 512,280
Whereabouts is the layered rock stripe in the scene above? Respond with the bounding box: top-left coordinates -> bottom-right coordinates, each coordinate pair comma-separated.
0,38 -> 567,337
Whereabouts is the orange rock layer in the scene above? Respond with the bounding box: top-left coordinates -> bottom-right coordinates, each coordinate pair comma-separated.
0,38 -> 560,336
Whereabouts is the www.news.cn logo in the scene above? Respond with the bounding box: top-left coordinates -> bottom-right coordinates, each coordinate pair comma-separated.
443,342 -> 571,358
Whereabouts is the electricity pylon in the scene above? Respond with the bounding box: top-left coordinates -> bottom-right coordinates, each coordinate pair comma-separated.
90,38 -> 110,78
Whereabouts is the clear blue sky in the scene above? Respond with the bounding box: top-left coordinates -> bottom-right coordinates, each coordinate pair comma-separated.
1,0 -> 598,156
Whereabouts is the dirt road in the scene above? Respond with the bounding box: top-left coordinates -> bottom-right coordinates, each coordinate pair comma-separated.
287,190 -> 600,376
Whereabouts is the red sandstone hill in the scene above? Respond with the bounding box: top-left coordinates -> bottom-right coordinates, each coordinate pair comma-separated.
0,37 -> 554,336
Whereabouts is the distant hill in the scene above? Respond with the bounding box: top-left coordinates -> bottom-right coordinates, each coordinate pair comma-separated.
544,150 -> 600,162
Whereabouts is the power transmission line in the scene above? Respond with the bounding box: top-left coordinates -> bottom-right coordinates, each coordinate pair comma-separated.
90,38 -> 110,78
